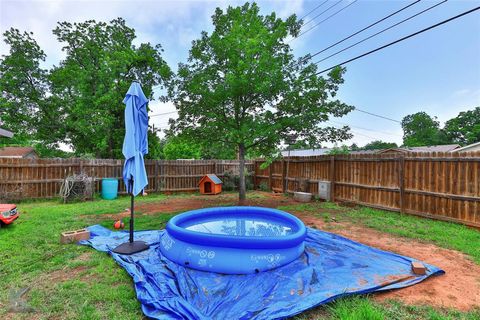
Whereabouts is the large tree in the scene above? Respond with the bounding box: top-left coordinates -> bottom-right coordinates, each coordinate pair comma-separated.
0,29 -> 49,144
1,19 -> 171,158
50,18 -> 171,158
401,112 -> 448,147
168,3 -> 353,202
444,107 -> 480,146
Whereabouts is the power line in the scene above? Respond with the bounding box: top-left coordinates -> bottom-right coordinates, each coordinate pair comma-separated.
354,108 -> 401,123
327,121 -> 378,140
147,104 -> 400,126
315,0 -> 447,64
149,110 -> 178,117
309,0 -> 422,60
316,5 -> 480,75
296,0 -> 359,40
298,0 -> 329,21
301,0 -> 344,28
330,119 -> 402,137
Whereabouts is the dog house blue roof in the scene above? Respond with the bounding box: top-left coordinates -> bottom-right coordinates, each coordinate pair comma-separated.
198,174 -> 222,185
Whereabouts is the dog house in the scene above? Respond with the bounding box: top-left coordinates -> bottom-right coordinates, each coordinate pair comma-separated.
198,174 -> 222,195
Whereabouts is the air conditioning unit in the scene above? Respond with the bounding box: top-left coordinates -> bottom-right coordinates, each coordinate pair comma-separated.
318,181 -> 331,201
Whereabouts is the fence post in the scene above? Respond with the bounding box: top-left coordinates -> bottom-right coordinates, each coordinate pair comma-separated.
268,163 -> 273,191
329,155 -> 335,202
154,160 -> 159,193
398,154 -> 405,213
282,159 -> 287,193
252,160 -> 257,190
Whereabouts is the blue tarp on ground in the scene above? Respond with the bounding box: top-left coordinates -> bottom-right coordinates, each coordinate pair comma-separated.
80,225 -> 444,320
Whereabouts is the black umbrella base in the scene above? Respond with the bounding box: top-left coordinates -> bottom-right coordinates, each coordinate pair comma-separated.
112,241 -> 149,255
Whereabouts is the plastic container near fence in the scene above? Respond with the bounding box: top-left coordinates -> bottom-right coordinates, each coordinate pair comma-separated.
101,178 -> 119,200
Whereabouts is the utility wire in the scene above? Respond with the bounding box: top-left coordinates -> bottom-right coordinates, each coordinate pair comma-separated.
354,108 -> 401,123
330,119 -> 402,137
149,110 -> 178,117
296,0 -> 359,40
316,5 -> 480,75
309,0 -> 422,60
298,0 -> 329,21
327,121 -> 378,140
315,0 -> 447,64
302,0 -> 344,28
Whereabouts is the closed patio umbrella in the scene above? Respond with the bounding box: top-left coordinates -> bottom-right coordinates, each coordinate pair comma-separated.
113,81 -> 150,255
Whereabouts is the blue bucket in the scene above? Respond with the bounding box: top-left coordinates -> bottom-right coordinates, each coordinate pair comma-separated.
101,178 -> 119,200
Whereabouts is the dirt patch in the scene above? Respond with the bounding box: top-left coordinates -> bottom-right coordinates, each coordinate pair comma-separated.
346,225 -> 480,311
293,210 -> 480,311
91,192 -> 297,219
48,265 -> 91,283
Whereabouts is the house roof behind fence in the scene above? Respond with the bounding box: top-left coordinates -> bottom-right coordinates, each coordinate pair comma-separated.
0,146 -> 37,158
281,149 -> 332,157
407,144 -> 460,152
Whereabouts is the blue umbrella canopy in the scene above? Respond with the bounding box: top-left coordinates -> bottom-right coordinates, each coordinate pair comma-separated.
122,82 -> 149,196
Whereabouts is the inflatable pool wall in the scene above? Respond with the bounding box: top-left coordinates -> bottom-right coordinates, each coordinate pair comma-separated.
159,206 -> 307,274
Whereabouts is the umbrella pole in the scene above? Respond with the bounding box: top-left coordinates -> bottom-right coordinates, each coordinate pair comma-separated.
112,179 -> 149,255
129,180 -> 134,243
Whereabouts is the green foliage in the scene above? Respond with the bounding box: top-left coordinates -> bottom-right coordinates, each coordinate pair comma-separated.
1,19 -> 171,158
168,2 -> 353,200
401,112 -> 448,147
362,140 -> 398,150
200,141 -> 237,160
163,135 -> 202,159
222,170 -> 253,191
443,107 -> 480,146
146,131 -> 165,159
0,29 -> 54,147
258,181 -> 270,192
50,18 -> 171,158
328,145 -> 350,155
349,143 -> 360,151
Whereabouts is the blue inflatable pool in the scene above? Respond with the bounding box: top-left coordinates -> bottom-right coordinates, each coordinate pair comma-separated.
159,206 -> 307,274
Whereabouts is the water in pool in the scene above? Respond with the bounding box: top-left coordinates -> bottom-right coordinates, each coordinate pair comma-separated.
184,218 -> 295,237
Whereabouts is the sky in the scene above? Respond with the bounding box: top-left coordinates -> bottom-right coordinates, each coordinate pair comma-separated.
1,0 -> 479,148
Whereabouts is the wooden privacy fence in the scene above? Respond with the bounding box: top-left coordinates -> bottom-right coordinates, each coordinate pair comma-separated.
0,158 -> 253,200
254,152 -> 480,228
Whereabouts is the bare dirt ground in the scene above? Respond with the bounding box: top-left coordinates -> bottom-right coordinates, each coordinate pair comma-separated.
129,191 -> 480,311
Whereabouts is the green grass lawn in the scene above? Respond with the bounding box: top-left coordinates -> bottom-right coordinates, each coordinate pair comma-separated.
1,193 -> 479,319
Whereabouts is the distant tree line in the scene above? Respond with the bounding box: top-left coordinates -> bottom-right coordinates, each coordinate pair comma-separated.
340,108 -> 480,154
401,109 -> 480,147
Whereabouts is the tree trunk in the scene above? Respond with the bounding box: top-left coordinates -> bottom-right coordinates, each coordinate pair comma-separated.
238,143 -> 246,204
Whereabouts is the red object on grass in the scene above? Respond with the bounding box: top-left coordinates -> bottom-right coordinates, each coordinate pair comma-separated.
0,204 -> 19,227
114,220 -> 125,229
